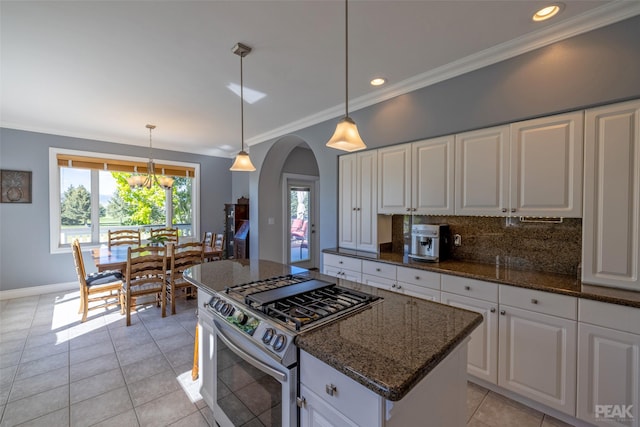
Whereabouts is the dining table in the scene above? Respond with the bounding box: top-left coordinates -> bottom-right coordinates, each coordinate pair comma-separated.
91,244 -> 222,272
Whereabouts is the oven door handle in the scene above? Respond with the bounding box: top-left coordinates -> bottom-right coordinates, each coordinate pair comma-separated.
214,320 -> 287,382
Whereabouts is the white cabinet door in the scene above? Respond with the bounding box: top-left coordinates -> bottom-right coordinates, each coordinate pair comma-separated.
577,323 -> 640,427
510,111 -> 584,217
378,144 -> 411,214
455,126 -> 510,216
338,154 -> 357,249
412,136 -> 455,215
583,99 -> 640,291
339,152 -> 379,252
441,292 -> 498,384
299,385 -> 360,427
198,310 -> 215,410
498,305 -> 577,415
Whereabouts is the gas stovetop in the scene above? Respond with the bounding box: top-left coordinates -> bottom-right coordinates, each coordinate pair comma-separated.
226,274 -> 380,332
205,274 -> 381,366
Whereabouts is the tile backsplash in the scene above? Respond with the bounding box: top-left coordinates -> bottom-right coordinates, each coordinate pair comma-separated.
391,215 -> 582,276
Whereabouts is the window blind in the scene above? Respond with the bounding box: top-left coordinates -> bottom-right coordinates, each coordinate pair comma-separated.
56,154 -> 195,178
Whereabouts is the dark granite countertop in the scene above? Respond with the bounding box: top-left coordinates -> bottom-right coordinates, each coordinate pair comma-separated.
323,248 -> 640,308
185,259 -> 483,402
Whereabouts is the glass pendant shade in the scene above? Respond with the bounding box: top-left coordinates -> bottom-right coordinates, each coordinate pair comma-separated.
326,116 -> 366,152
230,150 -> 256,171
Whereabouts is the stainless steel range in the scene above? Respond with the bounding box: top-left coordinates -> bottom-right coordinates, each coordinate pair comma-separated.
199,274 -> 380,427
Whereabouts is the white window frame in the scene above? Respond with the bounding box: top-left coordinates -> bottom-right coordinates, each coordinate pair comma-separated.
49,147 -> 200,254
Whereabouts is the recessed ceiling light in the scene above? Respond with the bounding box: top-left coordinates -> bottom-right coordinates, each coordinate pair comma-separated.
532,4 -> 563,22
370,77 -> 386,86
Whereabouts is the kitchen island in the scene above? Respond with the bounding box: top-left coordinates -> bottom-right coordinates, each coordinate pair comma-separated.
186,259 -> 483,426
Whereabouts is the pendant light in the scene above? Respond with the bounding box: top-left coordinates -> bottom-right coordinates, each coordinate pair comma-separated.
229,42 -> 256,172
127,124 -> 174,190
326,0 -> 366,152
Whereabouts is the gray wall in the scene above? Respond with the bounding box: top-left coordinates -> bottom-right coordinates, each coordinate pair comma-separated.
247,15 -> 640,263
0,128 -> 232,290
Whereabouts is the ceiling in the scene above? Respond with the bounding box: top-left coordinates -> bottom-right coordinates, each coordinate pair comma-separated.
2,1 -> 639,158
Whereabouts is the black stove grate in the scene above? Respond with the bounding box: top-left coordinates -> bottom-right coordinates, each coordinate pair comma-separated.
225,275 -> 380,331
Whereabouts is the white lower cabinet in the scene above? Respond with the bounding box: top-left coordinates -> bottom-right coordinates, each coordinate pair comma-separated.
323,254 -> 362,283
498,286 -> 577,416
197,290 -> 215,410
396,266 -> 441,302
441,276 -> 499,384
577,299 -> 640,427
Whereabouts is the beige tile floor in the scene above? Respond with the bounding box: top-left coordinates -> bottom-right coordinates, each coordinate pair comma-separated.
0,289 -> 575,427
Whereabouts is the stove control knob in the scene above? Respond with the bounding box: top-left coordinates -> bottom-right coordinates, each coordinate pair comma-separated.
220,303 -> 233,316
233,311 -> 248,325
262,328 -> 275,344
272,334 -> 287,352
214,300 -> 225,312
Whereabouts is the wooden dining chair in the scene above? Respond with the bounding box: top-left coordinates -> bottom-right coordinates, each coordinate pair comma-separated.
167,242 -> 204,315
72,239 -> 123,322
150,227 -> 179,245
123,245 -> 167,326
108,229 -> 141,249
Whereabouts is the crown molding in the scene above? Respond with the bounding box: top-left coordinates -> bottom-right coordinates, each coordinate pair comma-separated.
247,0 -> 640,146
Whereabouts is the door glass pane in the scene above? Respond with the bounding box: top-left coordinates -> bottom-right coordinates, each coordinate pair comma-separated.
60,167 -> 92,244
290,186 -> 310,263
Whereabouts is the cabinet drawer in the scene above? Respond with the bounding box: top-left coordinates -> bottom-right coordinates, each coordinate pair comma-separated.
362,273 -> 395,292
397,266 -> 440,290
362,260 -> 396,279
579,299 -> 640,335
500,286 -> 577,320
300,350 -> 381,427
401,282 -> 440,302
324,254 -> 362,272
441,275 -> 498,302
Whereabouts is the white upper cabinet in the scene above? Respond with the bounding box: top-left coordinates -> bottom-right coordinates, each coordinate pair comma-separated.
339,151 -> 379,252
455,125 -> 510,216
583,99 -> 640,291
378,144 -> 411,214
378,136 -> 455,215
412,136 -> 455,215
455,112 -> 584,217
510,111 -> 584,217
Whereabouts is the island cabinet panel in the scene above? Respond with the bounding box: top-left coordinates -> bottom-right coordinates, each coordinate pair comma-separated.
577,299 -> 640,427
300,351 -> 384,427
197,289 -> 215,410
583,99 -> 640,291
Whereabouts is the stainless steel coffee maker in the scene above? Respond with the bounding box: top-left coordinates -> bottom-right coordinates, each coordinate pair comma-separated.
409,224 -> 450,262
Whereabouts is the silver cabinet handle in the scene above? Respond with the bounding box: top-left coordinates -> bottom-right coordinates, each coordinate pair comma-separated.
406,208 -> 411,212
415,276 -> 420,280
531,298 -> 538,304
464,285 -> 471,291
502,208 -> 508,213
500,310 -> 506,315
490,307 -> 496,313
396,284 -> 402,289
326,384 -> 337,396
376,268 -> 381,272
339,261 -> 343,264
511,208 -> 516,213
296,397 -> 306,408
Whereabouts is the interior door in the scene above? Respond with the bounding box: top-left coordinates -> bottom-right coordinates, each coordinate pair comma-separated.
287,178 -> 317,269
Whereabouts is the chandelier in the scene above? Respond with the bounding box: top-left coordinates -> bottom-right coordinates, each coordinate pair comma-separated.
127,124 -> 174,190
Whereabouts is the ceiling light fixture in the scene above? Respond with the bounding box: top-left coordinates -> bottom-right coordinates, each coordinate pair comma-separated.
127,124 -> 174,190
370,77 -> 386,86
326,0 -> 366,153
532,4 -> 563,22
229,42 -> 256,172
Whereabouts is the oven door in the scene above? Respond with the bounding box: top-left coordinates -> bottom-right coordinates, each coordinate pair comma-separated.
212,318 -> 297,427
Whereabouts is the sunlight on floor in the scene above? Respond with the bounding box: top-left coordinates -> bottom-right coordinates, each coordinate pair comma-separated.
176,370 -> 203,404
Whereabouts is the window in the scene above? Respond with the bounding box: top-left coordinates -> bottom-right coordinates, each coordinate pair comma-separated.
50,148 -> 200,253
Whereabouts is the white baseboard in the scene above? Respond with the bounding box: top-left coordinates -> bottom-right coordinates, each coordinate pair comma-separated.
0,281 -> 77,301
